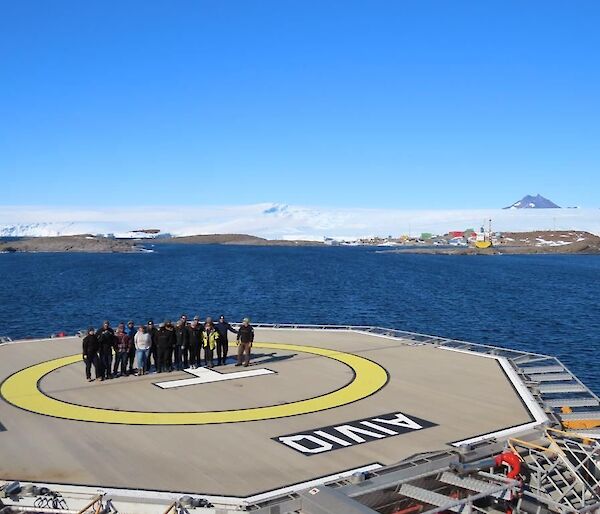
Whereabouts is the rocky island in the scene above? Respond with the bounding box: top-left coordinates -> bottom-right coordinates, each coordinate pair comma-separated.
0,234 -> 323,253
0,235 -> 148,253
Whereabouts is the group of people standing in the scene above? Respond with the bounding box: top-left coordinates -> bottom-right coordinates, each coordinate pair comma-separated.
82,315 -> 255,382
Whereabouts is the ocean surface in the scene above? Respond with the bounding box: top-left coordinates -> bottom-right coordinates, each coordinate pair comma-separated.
1,245 -> 599,392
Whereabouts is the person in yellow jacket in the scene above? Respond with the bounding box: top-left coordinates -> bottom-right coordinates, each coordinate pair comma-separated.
202,319 -> 219,368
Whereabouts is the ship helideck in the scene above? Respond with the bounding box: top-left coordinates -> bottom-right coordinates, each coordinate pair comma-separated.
1,325 -> 600,513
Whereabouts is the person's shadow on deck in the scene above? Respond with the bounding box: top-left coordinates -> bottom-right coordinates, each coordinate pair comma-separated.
249,352 -> 296,365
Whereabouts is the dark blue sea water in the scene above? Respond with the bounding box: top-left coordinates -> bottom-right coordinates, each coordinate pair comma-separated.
1,245 -> 599,392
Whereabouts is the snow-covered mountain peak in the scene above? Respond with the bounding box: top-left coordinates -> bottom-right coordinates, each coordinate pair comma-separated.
504,194 -> 560,209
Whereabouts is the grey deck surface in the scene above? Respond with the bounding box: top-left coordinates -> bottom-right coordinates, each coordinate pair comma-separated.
0,329 -> 533,497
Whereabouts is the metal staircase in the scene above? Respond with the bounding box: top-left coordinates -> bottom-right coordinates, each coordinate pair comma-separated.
508,429 -> 600,513
396,471 -> 517,514
518,360 -> 600,432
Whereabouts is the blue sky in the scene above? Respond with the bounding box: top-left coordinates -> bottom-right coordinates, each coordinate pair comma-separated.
1,1 -> 599,209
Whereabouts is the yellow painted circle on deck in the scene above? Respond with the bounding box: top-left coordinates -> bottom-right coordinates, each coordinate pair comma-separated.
0,342 -> 387,425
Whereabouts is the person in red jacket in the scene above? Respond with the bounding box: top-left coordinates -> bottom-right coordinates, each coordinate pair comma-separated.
113,323 -> 131,377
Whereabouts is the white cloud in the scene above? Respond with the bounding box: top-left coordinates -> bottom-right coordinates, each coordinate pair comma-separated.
0,204 -> 599,239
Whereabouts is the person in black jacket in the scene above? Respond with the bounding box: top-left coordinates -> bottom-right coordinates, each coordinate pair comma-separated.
165,320 -> 175,370
146,320 -> 158,372
174,319 -> 189,370
215,315 -> 238,366
187,317 -> 203,368
125,320 -> 137,374
156,322 -> 175,373
82,327 -> 101,381
96,320 -> 116,379
236,318 -> 254,367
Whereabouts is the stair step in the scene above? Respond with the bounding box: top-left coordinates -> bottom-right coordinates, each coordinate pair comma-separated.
539,384 -> 588,393
512,355 -> 552,365
559,411 -> 600,421
546,398 -> 600,408
521,365 -> 565,374
439,472 -> 496,493
527,373 -> 574,382
565,428 -> 600,437
399,484 -> 458,510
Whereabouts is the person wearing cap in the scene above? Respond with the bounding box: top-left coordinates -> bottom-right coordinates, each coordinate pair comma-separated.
82,327 -> 101,382
96,320 -> 116,379
125,320 -> 137,374
156,321 -> 175,372
187,317 -> 203,368
215,315 -> 238,366
201,319 -> 219,368
236,318 -> 254,367
146,320 -> 158,372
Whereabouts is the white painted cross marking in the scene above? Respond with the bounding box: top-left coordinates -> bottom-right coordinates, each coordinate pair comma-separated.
155,367 -> 275,389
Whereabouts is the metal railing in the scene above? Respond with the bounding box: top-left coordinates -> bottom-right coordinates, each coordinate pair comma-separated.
250,322 -> 550,359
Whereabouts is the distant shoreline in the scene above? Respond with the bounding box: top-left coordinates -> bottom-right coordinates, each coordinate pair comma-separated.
378,230 -> 600,255
2,231 -> 599,254
377,245 -> 600,256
